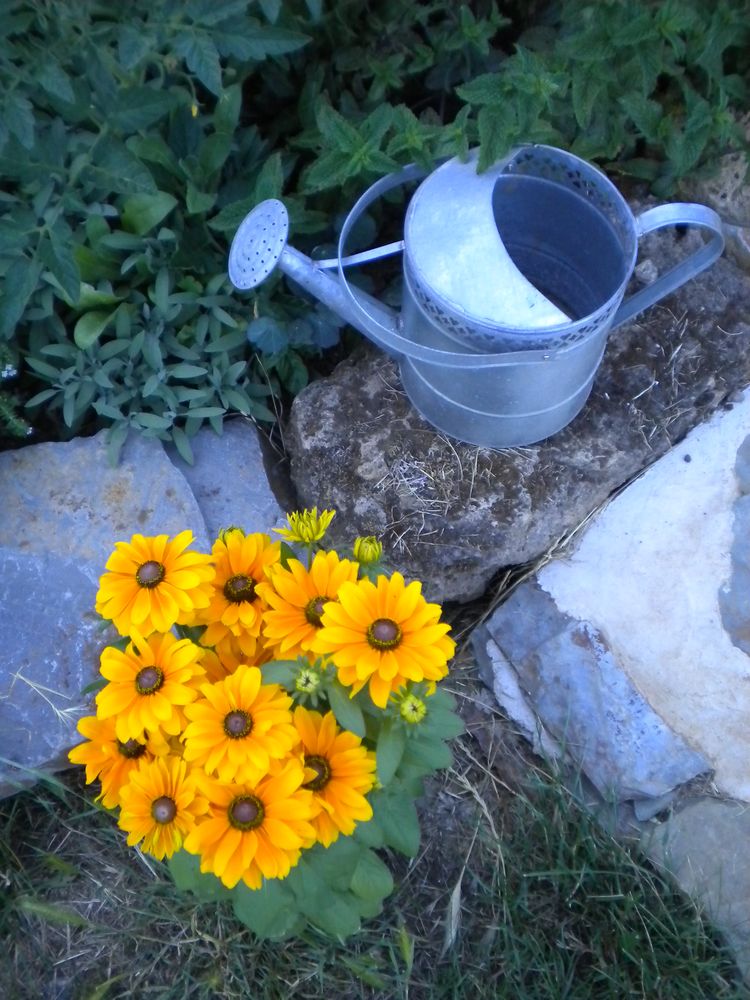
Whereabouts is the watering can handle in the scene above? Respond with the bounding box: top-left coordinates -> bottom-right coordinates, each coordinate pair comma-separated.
336,162 -> 561,369
611,203 -> 725,329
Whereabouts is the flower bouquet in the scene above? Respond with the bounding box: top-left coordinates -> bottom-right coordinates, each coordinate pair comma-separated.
69,509 -> 463,940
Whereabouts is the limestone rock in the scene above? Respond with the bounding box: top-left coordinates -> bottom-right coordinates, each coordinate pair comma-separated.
165,418 -> 284,540
285,229 -> 750,604
642,798 -> 750,980
681,115 -> 750,228
472,582 -> 711,805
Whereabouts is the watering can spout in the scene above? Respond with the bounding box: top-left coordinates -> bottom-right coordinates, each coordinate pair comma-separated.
228,199 -> 401,348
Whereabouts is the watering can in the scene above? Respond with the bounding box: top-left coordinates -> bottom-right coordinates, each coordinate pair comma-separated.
228,144 -> 725,448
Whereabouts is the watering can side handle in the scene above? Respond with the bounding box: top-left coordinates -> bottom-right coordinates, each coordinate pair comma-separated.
611,203 -> 725,330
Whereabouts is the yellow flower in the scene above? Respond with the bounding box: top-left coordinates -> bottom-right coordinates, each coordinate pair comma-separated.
197,529 -> 280,652
183,759 -> 316,889
293,706 -> 376,847
68,715 -> 170,809
182,665 -> 299,784
258,550 -> 359,658
274,508 -> 335,545
312,572 -> 455,709
95,531 -> 214,637
353,536 -> 382,565
118,756 -> 208,860
95,630 -> 206,743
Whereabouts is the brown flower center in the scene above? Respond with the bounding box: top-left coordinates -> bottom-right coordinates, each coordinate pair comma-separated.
151,796 -> 176,824
304,595 -> 327,627
303,754 -> 332,792
135,666 -> 164,695
366,618 -> 402,651
223,710 -> 253,739
228,795 -> 265,831
136,560 -> 165,588
223,574 -> 256,604
117,738 -> 147,759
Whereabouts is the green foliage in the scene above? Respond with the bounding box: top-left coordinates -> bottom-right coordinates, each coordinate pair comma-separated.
458,0 -> 750,189
2,0 -> 747,458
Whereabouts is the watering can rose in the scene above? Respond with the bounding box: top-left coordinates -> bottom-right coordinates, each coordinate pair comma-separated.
69,512 -> 463,939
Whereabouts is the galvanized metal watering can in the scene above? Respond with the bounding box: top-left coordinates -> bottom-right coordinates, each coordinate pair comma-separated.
228,145 -> 725,448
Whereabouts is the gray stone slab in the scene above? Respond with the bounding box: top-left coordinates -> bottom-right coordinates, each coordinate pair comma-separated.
0,428 -> 210,577
0,548 -> 115,796
165,418 -> 284,540
474,581 -> 711,803
642,798 -> 750,980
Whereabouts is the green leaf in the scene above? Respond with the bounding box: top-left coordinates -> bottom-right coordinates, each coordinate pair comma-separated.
260,660 -> 298,687
350,849 -> 394,902
186,182 -> 216,215
456,72 -> 504,108
122,191 -> 178,235
170,363 -> 208,378
326,677 -> 366,737
371,787 -> 421,857
376,718 -> 406,785
118,25 -> 154,69
86,137 -> 157,195
232,878 -> 300,939
40,229 -> 80,304
259,0 -> 281,22
134,412 -> 173,431
74,310 -> 115,350
208,196 -> 256,233
37,61 -> 75,103
171,425 -> 194,465
0,258 -> 42,338
315,102 -> 361,152
254,152 -> 284,202
214,83 -> 242,134
168,850 -> 228,902
174,31 -> 223,96
16,897 -> 91,927
5,93 -> 34,148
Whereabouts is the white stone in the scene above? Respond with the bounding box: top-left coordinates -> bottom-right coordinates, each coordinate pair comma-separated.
538,389 -> 750,800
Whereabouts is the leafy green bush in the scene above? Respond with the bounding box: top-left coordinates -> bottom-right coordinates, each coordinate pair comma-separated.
0,0 -> 747,456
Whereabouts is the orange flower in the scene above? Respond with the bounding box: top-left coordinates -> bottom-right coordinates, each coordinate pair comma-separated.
182,665 -> 299,784
197,529 -> 280,653
312,572 -> 455,708
258,550 -> 359,658
118,756 -> 208,860
95,531 -> 214,636
95,630 -> 205,742
183,760 -> 316,889
68,715 -> 170,809
293,707 -> 376,847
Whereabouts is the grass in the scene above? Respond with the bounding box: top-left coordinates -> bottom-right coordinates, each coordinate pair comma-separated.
1,646 -> 747,1000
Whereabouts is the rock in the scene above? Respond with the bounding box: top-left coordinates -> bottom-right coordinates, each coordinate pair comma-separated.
641,798 -> 750,980
681,116 -> 750,228
520,389 -> 750,801
165,418 -> 284,540
0,421 -> 282,797
285,228 -> 750,604
472,582 -> 711,805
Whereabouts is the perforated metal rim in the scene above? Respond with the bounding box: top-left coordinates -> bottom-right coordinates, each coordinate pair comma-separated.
228,199 -> 289,290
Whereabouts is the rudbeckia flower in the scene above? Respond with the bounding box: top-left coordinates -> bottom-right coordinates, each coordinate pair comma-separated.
258,549 -> 359,658
95,531 -> 214,636
183,759 -> 317,889
274,507 -> 335,545
293,706 -> 376,847
182,665 -> 299,784
312,572 -> 455,708
197,529 -> 280,653
68,715 -> 170,809
95,630 -> 206,743
118,756 -> 208,860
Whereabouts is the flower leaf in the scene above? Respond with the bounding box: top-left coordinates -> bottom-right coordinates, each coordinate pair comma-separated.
231,877 -> 299,939
375,717 -> 406,785
349,848 -> 394,902
325,677 -> 366,737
